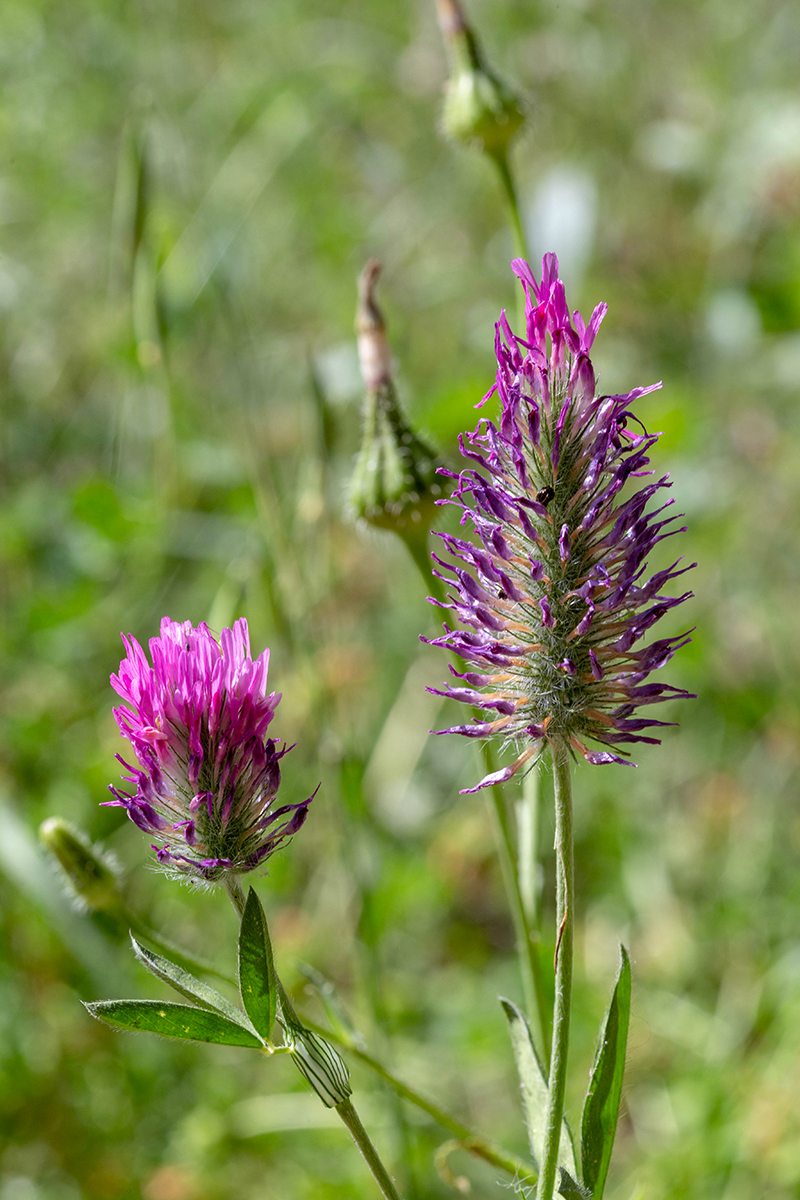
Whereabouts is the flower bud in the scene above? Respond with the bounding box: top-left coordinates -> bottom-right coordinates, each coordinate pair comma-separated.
436,0 -> 524,156
289,1027 -> 352,1108
39,817 -> 123,914
350,261 -> 444,535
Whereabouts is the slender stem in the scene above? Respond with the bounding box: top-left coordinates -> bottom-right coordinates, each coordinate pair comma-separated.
117,882 -> 532,1180
488,145 -> 529,330
224,875 -> 247,919
335,1097 -> 403,1200
224,882 -> 403,1197
490,147 -> 527,260
303,1015 -> 536,1183
342,786 -> 420,1197
484,744 -> 551,1067
536,743 -> 574,1200
403,528 -> 441,602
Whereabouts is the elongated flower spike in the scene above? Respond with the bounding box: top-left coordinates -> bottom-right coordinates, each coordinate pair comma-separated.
423,255 -> 695,792
105,617 -> 315,883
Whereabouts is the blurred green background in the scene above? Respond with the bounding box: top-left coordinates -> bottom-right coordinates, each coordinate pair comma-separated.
2,0 -> 800,1197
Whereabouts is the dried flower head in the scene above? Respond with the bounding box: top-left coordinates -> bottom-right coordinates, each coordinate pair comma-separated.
106,617 -> 314,882
424,255 -> 695,792
350,260 -> 443,535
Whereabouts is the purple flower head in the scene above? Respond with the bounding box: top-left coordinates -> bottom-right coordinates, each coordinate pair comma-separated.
105,617 -> 315,883
424,255 -> 695,791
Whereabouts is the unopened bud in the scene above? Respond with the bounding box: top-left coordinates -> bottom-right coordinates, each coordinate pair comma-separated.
356,259 -> 393,394
350,261 -> 444,534
289,1027 -> 352,1108
39,818 -> 123,914
436,0 -> 524,156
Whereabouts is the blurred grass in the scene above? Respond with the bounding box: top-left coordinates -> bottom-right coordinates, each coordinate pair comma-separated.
2,0 -> 800,1197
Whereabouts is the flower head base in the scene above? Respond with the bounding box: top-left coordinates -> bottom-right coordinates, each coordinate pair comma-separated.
106,618 -> 314,883
424,255 -> 695,792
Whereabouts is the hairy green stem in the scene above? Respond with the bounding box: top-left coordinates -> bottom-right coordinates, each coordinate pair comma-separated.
106,843 -> 532,1179
341,784 -> 420,1197
132,903 -> 533,1180
536,744 -> 574,1200
224,874 -> 247,919
336,1097 -> 403,1200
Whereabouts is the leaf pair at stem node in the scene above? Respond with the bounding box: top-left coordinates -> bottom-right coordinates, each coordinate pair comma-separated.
85,887 -> 352,1108
502,946 -> 631,1200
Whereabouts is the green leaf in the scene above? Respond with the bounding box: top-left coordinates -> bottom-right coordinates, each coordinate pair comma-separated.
85,999 -> 264,1047
130,936 -> 256,1032
501,998 -> 577,1176
580,945 -> 632,1200
238,887 -> 277,1041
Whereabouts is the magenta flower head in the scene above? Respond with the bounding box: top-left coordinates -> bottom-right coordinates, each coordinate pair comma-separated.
105,617 -> 315,883
424,254 -> 695,792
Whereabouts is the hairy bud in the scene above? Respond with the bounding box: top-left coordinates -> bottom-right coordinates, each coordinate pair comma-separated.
39,817 -> 123,914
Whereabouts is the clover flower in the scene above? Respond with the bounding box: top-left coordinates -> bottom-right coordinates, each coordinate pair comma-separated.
106,617 -> 314,882
424,255 -> 695,792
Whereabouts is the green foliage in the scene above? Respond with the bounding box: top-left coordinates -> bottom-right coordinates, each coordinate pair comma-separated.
237,888 -> 278,1042
131,936 -> 254,1031
85,1000 -> 264,1048
501,998 -> 576,1176
580,947 -> 631,1199
1,0 -> 800,1195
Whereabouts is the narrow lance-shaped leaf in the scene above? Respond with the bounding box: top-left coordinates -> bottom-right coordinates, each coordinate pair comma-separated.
238,887 -> 278,1041
501,998 -> 577,1176
130,936 -> 256,1032
580,945 -> 632,1200
85,1000 -> 264,1048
